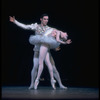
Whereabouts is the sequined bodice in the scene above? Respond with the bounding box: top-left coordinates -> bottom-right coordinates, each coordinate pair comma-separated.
35,24 -> 50,35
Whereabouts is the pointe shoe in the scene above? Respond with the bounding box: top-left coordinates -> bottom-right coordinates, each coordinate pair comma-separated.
51,79 -> 56,89
34,79 -> 39,90
60,85 -> 68,89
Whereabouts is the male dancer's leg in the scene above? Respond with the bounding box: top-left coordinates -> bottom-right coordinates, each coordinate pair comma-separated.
29,51 -> 39,89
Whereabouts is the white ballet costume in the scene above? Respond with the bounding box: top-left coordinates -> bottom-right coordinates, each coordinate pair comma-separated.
29,28 -> 60,49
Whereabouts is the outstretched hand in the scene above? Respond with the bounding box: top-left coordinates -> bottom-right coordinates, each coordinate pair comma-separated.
66,39 -> 72,44
9,16 -> 15,22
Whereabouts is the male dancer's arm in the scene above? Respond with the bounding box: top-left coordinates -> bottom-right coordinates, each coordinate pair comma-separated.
9,16 -> 38,30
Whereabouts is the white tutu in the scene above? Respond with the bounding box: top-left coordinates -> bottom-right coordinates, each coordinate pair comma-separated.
29,35 -> 60,49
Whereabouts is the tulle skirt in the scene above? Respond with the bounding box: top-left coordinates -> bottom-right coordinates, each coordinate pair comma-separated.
29,35 -> 60,49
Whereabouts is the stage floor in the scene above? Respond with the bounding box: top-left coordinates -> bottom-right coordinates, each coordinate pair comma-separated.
2,86 -> 99,100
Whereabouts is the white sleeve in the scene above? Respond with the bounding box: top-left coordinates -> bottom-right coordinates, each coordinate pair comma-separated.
14,19 -> 38,30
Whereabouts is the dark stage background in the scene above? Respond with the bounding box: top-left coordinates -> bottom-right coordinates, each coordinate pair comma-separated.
1,0 -> 99,88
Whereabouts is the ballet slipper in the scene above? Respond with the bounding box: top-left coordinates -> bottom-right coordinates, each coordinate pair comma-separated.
28,84 -> 34,90
60,85 -> 68,89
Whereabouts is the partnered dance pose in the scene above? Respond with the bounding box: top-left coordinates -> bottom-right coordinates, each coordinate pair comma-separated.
9,14 -> 71,89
